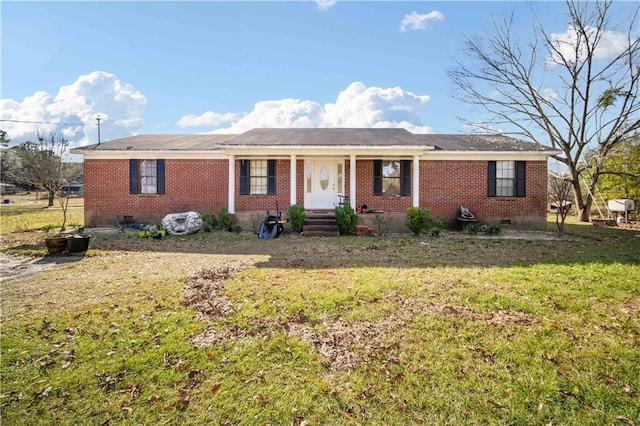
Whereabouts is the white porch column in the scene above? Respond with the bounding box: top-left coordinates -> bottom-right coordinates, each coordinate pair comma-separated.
413,155 -> 420,207
290,154 -> 297,207
228,155 -> 235,214
349,154 -> 356,209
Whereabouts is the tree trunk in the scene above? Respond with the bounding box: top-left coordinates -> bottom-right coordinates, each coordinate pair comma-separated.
47,190 -> 55,207
578,198 -> 593,222
569,169 -> 589,222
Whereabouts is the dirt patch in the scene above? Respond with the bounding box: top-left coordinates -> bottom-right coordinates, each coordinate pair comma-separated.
0,254 -> 83,282
185,267 -> 537,372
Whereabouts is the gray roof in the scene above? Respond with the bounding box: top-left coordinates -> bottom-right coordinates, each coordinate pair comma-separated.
218,128 -> 431,146
74,134 -> 233,151
423,134 -> 555,152
71,129 -> 556,153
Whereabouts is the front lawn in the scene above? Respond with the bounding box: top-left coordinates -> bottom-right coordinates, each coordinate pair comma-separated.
1,209 -> 639,425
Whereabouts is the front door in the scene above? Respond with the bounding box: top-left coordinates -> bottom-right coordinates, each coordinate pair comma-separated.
304,159 -> 344,209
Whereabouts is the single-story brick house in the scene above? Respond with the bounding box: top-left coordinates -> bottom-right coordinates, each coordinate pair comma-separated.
71,128 -> 558,230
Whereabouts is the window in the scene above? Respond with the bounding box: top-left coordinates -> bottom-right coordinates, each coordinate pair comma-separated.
250,160 -> 268,195
129,159 -> 165,194
140,160 -> 158,193
240,159 -> 276,195
373,160 -> 411,196
488,160 -> 526,197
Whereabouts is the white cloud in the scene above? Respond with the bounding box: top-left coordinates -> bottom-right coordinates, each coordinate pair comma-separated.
542,87 -> 558,101
316,0 -> 336,11
400,10 -> 444,32
177,111 -> 239,128
212,99 -> 325,134
546,25 -> 629,66
206,81 -> 433,134
0,71 -> 146,148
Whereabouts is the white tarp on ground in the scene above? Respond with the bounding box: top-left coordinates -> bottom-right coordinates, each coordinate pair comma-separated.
162,211 -> 203,235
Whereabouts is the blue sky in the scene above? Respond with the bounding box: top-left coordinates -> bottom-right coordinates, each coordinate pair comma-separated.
1,1 -> 635,148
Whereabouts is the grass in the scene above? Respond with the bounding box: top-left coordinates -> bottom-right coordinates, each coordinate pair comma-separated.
1,204 -> 639,425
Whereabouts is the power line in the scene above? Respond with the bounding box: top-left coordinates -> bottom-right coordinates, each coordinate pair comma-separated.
0,119 -> 85,126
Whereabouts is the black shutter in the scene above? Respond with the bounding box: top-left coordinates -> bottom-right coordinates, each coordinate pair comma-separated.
487,161 -> 497,197
240,160 -> 248,195
373,160 -> 382,195
156,160 -> 165,194
267,160 -> 276,195
515,161 -> 526,197
401,160 -> 411,196
129,159 -> 138,194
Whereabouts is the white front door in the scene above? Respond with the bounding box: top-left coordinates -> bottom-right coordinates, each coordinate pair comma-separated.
304,159 -> 344,209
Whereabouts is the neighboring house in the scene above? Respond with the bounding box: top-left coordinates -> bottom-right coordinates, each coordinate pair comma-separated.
1,183 -> 17,195
70,128 -> 558,230
61,183 -> 84,198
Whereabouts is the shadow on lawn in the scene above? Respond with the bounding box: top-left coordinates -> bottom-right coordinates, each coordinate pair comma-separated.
77,222 -> 640,270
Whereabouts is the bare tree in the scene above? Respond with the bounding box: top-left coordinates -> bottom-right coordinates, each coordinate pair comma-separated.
548,173 -> 573,235
0,130 -> 9,147
449,1 -> 640,221
16,130 -> 72,207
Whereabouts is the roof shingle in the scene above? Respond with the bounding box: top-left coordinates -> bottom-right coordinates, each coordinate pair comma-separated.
71,128 -> 556,153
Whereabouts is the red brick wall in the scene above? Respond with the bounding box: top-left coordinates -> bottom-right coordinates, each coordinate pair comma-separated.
84,157 -> 548,229
296,159 -> 304,206
235,159 -> 291,212
354,160 -> 413,212
419,160 -> 548,229
84,159 -> 229,226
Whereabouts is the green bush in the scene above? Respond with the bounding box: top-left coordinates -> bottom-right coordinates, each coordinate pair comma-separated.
464,223 -> 482,234
431,219 -> 445,237
201,212 -> 217,232
217,207 -> 234,232
287,204 -> 306,233
335,203 -> 357,235
487,224 -> 502,234
406,207 -> 432,235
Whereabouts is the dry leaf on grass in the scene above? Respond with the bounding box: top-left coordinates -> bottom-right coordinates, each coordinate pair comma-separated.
185,266 -> 537,372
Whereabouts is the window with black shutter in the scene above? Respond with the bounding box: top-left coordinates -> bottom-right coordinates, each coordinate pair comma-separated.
374,160 -> 410,196
488,160 -> 525,197
239,159 -> 276,195
129,159 -> 165,194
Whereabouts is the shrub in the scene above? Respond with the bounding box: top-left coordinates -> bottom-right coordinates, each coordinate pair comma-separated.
201,212 -> 217,232
287,204 -> 305,233
406,207 -> 432,236
464,223 -> 482,234
431,219 -> 445,237
487,224 -> 502,234
217,207 -> 234,232
335,203 -> 357,235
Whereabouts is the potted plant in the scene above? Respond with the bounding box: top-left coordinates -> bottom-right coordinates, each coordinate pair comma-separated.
46,178 -> 90,253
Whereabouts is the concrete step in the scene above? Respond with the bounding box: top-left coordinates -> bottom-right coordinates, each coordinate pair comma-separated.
304,212 -> 339,237
303,229 -> 340,237
305,218 -> 337,226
